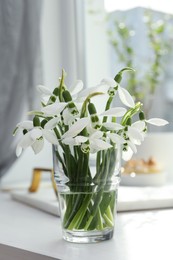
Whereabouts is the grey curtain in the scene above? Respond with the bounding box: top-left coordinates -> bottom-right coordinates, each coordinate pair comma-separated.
0,0 -> 42,178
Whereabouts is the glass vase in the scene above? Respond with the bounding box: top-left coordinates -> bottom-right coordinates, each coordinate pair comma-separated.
53,145 -> 121,243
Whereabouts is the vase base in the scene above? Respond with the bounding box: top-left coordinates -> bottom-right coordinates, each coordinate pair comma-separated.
62,228 -> 114,243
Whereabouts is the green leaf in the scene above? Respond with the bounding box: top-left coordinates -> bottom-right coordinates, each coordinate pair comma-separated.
27,111 -> 44,116
13,126 -> 18,136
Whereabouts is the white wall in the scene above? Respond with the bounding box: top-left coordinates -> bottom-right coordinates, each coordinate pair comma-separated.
41,0 -> 62,88
85,0 -> 110,86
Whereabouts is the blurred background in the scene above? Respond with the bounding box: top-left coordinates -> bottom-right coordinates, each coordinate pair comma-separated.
1,0 -> 173,188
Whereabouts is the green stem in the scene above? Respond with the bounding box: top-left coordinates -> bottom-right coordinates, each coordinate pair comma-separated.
63,193 -> 84,228
103,96 -> 113,123
67,194 -> 92,230
121,102 -> 142,126
103,213 -> 113,227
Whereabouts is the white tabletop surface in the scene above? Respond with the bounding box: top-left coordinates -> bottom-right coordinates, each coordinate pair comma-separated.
0,191 -> 173,260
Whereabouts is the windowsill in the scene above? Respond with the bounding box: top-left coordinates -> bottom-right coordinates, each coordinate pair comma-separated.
0,191 -> 173,260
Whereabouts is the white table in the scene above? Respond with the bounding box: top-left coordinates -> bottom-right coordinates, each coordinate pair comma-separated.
0,192 -> 173,260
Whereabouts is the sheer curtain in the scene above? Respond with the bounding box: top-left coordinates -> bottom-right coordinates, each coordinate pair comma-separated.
0,0 -> 42,178
0,0 -> 86,182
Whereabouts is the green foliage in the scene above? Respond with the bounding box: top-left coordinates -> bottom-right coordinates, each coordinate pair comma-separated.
108,10 -> 173,107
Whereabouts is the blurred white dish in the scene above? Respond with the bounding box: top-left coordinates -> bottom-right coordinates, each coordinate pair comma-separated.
121,172 -> 166,187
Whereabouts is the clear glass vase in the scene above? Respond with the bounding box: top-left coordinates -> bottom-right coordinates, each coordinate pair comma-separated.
53,145 -> 121,243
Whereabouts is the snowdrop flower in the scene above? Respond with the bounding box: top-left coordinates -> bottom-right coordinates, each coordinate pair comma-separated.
101,78 -> 135,108
81,131 -> 112,154
38,80 -> 83,102
41,102 -> 67,116
13,120 -> 34,136
62,130 -> 112,153
15,119 -> 59,157
36,84 -> 60,105
121,117 -> 168,161
41,101 -> 79,127
62,117 -> 90,139
121,127 -> 144,161
41,89 -> 82,126
78,77 -> 135,108
88,103 -> 127,130
39,102 -> 67,130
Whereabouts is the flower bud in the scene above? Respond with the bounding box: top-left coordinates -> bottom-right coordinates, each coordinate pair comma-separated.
114,73 -> 122,83
23,129 -> 28,135
68,102 -> 75,109
53,87 -> 59,96
114,67 -> 135,83
88,103 -> 97,115
126,117 -> 132,126
33,116 -> 40,127
88,103 -> 101,129
50,96 -> 56,103
63,90 -> 72,102
139,111 -> 145,120
41,119 -> 48,128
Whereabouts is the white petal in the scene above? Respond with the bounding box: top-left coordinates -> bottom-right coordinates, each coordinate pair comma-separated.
127,141 -> 137,153
75,136 -> 88,143
90,139 -> 112,152
75,136 -> 87,146
17,132 -> 34,149
62,118 -> 90,139
41,96 -> 50,104
62,136 -> 88,146
42,129 -> 59,145
30,128 -> 42,140
36,85 -> 52,96
70,80 -> 84,96
101,78 -> 118,88
90,130 -> 103,139
146,118 -> 169,126
108,133 -> 124,144
132,121 -> 146,132
86,125 -> 97,135
118,86 -> 135,108
17,120 -> 33,130
62,137 -> 76,146
42,102 -> 67,115
101,107 -> 127,117
102,122 -> 124,131
122,147 -> 134,161
75,102 -> 83,111
16,145 -> 23,157
44,117 -> 60,129
31,138 -> 44,154
62,108 -> 78,126
127,127 -> 144,143
78,84 -> 109,99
